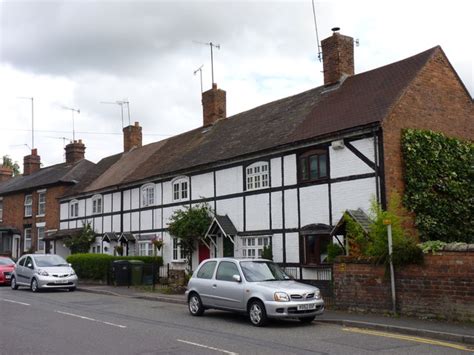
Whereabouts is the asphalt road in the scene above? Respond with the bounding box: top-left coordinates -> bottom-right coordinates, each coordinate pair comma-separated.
0,286 -> 470,355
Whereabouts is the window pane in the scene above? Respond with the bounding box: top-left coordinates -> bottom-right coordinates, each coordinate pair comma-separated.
310,155 -> 319,179
181,182 -> 188,199
300,157 -> 308,180
319,154 -> 327,177
173,183 -> 179,200
216,261 -> 239,281
197,261 -> 217,279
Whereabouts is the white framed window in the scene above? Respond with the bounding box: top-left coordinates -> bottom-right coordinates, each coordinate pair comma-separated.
172,237 -> 184,261
37,226 -> 45,252
0,197 -> 3,222
37,190 -> 46,216
172,177 -> 189,202
241,236 -> 270,258
70,200 -> 79,218
246,162 -> 269,191
24,194 -> 32,217
138,242 -> 153,256
24,228 -> 32,251
92,195 -> 102,214
141,184 -> 155,207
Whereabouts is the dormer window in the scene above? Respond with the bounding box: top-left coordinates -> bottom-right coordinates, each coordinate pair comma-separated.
70,200 -> 79,218
246,162 -> 269,191
141,183 -> 155,207
172,176 -> 189,202
92,195 -> 102,214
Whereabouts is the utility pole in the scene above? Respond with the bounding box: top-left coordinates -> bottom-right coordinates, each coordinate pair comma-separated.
384,219 -> 397,313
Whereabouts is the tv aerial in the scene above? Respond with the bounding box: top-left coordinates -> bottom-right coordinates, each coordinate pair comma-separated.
194,41 -> 220,85
61,106 -> 80,141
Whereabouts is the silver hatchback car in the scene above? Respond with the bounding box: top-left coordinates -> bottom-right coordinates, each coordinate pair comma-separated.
186,258 -> 324,326
11,254 -> 78,292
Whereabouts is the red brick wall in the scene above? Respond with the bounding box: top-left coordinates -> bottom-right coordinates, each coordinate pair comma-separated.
0,185 -> 67,252
333,252 -> 474,321
382,48 -> 473,234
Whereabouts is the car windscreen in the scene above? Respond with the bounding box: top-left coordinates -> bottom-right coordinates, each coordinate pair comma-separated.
0,257 -> 14,265
33,255 -> 68,267
240,261 -> 290,282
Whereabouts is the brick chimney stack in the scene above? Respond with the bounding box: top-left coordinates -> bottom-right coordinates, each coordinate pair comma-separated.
202,83 -> 226,126
23,149 -> 41,176
321,28 -> 354,85
123,121 -> 142,152
0,166 -> 13,182
65,139 -> 86,164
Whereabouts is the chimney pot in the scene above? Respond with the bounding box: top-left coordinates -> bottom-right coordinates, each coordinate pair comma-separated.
321,29 -> 354,85
202,83 -> 226,126
23,149 -> 41,176
0,166 -> 13,182
123,122 -> 142,152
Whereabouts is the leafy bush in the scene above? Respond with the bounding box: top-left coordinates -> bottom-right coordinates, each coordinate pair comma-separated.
402,129 -> 473,243
261,245 -> 273,260
64,223 -> 95,254
417,240 -> 447,254
327,243 -> 344,262
67,254 -> 163,281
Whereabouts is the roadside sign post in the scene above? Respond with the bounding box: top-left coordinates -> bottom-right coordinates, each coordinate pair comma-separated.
384,219 -> 396,313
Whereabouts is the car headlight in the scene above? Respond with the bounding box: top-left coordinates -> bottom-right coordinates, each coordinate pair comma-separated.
37,269 -> 49,276
70,270 -> 76,276
314,290 -> 321,300
274,292 -> 290,302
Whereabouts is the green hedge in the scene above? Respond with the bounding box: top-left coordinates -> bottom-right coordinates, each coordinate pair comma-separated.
66,254 -> 163,281
402,129 -> 473,243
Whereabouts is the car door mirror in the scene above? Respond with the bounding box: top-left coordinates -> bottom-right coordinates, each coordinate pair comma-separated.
27,263 -> 33,269
232,274 -> 241,283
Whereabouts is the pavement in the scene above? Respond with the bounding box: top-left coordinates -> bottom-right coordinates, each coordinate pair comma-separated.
77,283 -> 474,346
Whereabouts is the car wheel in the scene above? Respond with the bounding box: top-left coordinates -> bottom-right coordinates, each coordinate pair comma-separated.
188,293 -> 204,316
10,276 -> 18,290
31,278 -> 40,292
299,315 -> 316,324
248,300 -> 268,327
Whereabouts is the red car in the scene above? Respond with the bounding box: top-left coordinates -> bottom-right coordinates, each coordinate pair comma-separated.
0,256 -> 15,285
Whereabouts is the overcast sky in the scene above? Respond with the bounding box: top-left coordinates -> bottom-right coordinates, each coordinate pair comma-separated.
0,0 -> 472,169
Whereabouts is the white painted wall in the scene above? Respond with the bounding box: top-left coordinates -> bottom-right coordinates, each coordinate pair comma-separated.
283,154 -> 297,186
103,216 -> 112,233
69,219 -> 77,229
299,185 -> 330,226
60,203 -> 68,220
154,208 -> 162,230
271,158 -> 282,187
330,137 -> 374,178
162,205 -> 185,228
245,194 -> 270,231
123,190 -> 131,211
131,188 -> 140,209
131,211 -> 139,231
284,189 -> 298,229
162,181 -> 172,205
331,177 -> 376,224
60,222 -> 68,230
103,194 -> 112,213
112,192 -> 121,212
285,232 -> 299,263
78,199 -> 85,218
216,166 -> 243,196
85,198 -> 92,216
112,215 -> 121,233
191,173 -> 214,200
123,212 -> 131,232
272,233 -> 283,263
140,210 -> 153,231
155,183 -> 162,205
94,217 -> 102,233
271,191 -> 283,230
215,197 -> 244,231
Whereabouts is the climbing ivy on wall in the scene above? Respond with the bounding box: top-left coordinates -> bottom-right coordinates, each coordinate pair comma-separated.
401,129 -> 474,243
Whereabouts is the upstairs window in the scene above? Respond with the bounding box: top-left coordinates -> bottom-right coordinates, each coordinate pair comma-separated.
172,177 -> 189,202
141,184 -> 155,207
92,195 -> 102,214
24,194 -> 32,217
246,162 -> 269,191
70,200 -> 79,218
37,190 -> 46,216
298,149 -> 328,182
241,236 -> 270,258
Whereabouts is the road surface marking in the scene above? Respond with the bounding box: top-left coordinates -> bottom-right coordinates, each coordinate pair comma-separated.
2,299 -> 30,306
343,327 -> 472,352
55,310 -> 127,329
177,339 -> 238,355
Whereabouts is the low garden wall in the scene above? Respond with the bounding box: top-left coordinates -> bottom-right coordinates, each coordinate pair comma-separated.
333,250 -> 474,321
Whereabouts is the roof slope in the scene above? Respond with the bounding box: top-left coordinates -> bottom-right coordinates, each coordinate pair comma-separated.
0,159 -> 95,195
69,47 -> 438,196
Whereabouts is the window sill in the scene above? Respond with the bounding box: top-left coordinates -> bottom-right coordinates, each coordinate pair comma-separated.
36,214 -> 45,218
171,259 -> 186,263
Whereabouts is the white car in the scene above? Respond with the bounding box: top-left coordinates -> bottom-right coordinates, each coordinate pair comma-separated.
11,254 -> 78,292
186,258 -> 324,326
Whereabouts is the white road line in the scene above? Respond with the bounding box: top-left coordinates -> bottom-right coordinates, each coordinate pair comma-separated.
177,339 -> 238,355
55,310 -> 127,329
2,298 -> 30,306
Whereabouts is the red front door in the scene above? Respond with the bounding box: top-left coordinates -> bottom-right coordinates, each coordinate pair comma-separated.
198,241 -> 210,263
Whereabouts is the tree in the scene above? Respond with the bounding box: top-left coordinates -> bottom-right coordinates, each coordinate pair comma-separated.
2,155 -> 20,176
64,222 -> 96,254
168,203 -> 212,271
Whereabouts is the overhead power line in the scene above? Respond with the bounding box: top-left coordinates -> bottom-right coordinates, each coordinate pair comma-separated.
0,127 -> 171,137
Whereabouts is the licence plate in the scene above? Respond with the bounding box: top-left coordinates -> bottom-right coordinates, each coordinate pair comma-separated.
5,275 -> 11,280
54,280 -> 68,284
297,303 -> 317,311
